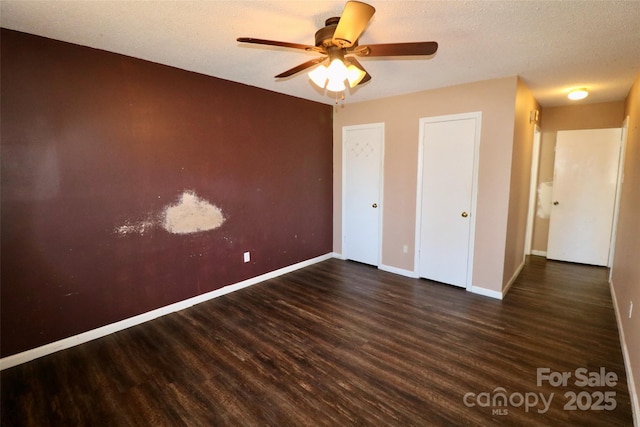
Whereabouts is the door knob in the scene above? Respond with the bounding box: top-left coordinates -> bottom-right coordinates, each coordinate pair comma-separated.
461,212 -> 468,218
372,203 -> 378,208
553,201 -> 559,205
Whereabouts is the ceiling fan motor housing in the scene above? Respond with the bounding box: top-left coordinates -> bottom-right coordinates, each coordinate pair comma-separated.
315,17 -> 344,48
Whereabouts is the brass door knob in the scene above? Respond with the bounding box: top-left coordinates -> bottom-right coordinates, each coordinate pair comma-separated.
553,201 -> 559,205
461,212 -> 469,218
372,203 -> 378,208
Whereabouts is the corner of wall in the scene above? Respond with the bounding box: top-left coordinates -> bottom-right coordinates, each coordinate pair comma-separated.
610,72 -> 640,425
501,78 -> 538,291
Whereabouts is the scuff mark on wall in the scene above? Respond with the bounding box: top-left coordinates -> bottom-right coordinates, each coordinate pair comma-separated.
114,190 -> 225,236
536,181 -> 553,218
162,191 -> 225,234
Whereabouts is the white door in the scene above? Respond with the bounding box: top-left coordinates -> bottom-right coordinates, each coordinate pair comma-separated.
547,128 -> 622,266
343,123 -> 384,266
416,113 -> 480,288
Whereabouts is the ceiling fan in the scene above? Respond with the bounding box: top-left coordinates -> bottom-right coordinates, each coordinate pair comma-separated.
237,1 -> 438,93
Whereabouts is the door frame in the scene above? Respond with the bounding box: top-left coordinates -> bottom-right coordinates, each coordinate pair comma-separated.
414,112 -> 482,289
524,124 -> 542,255
341,122 -> 385,265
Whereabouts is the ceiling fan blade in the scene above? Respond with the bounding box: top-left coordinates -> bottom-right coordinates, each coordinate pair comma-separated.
237,37 -> 317,51
356,41 -> 438,57
333,1 -> 376,48
275,57 -> 327,78
346,57 -> 371,85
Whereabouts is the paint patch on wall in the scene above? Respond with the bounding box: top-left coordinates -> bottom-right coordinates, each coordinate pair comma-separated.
114,191 -> 224,236
114,217 -> 157,236
536,181 -> 553,218
162,191 -> 225,234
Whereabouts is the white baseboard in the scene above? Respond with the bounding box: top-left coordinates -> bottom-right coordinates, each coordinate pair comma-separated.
531,250 -> 547,257
609,280 -> 639,426
468,257 -> 524,300
469,285 -> 503,300
0,253 -> 334,371
378,264 -> 419,278
502,259 -> 525,298
331,252 -> 347,260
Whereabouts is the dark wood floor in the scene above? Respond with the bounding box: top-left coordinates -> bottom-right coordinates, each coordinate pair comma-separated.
1,256 -> 633,426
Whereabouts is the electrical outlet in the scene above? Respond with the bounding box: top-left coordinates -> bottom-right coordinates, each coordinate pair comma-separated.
403,245 -> 408,254
243,251 -> 250,263
629,301 -> 633,319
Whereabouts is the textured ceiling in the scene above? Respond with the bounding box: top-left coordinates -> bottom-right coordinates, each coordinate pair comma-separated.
2,1 -> 639,106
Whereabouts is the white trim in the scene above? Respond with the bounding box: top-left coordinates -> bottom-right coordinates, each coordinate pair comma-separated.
378,126 -> 386,266
609,280 -> 640,426
331,251 -> 347,260
414,123 -> 425,275
531,250 -> 547,257
378,264 -> 419,278
341,122 -> 385,266
414,112 -> 482,290
469,285 -> 503,300
0,253 -> 334,371
502,259 -> 525,297
525,125 -> 541,255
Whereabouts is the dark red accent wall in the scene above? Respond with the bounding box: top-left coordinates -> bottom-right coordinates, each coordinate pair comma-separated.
0,29 -> 333,358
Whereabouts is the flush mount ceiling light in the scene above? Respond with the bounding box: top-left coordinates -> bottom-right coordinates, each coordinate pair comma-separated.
237,1 -> 438,98
568,88 -> 589,100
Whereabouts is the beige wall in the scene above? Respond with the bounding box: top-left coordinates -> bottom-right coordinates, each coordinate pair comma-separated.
333,73 -> 638,411
333,76 -> 521,293
503,79 -> 540,287
611,74 -> 640,420
531,101 -> 626,252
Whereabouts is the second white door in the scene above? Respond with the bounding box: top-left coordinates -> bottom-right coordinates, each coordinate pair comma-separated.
547,128 -> 622,266
417,113 -> 480,288
343,123 -> 384,266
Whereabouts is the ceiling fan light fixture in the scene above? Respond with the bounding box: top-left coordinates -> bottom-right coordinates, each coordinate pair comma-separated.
326,76 -> 347,92
308,64 -> 329,88
327,58 -> 348,85
568,88 -> 589,100
346,64 -> 366,88
309,58 -> 353,92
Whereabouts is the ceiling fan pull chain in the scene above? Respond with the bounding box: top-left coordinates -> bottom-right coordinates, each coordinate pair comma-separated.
334,92 -> 346,111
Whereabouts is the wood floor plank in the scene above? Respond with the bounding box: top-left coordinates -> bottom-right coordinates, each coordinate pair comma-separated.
1,256 -> 633,426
